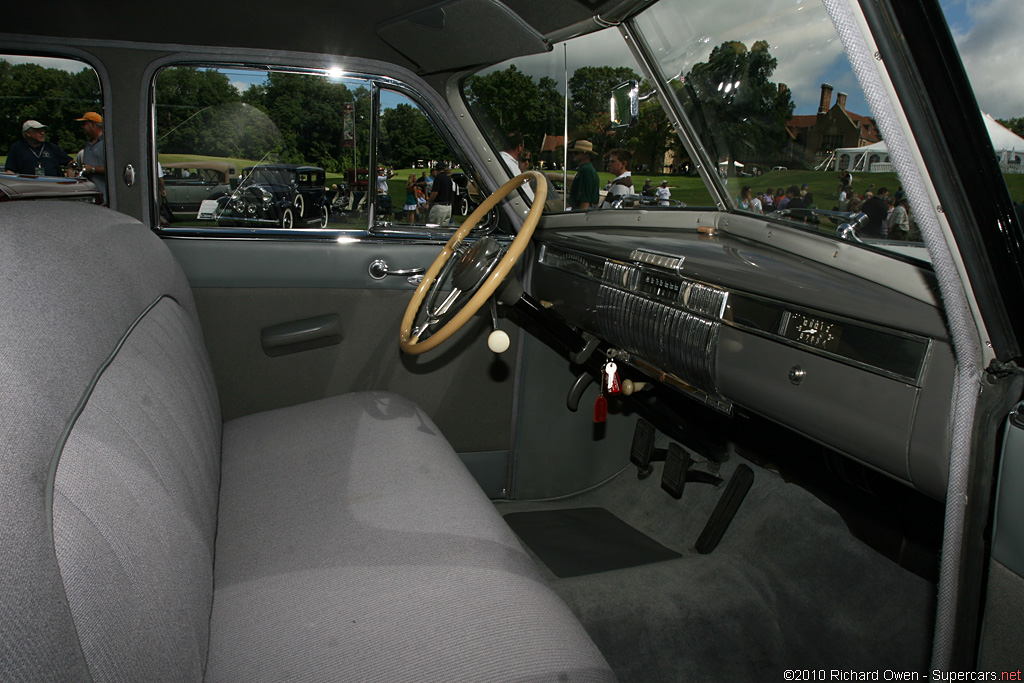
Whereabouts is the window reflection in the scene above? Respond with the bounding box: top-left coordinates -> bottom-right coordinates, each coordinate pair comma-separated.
154,66 -> 371,229
462,31 -> 716,212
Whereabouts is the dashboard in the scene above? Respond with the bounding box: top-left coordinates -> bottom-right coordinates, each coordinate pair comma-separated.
529,222 -> 955,500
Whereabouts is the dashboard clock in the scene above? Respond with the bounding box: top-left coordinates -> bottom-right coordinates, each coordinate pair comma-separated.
783,312 -> 842,352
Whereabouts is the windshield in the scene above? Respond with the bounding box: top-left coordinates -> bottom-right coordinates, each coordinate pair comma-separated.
633,0 -> 905,231
463,0 -> 946,257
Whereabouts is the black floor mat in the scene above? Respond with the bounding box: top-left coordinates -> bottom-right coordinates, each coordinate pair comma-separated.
503,507 -> 682,578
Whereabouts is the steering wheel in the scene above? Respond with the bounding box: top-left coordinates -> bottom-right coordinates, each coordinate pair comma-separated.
400,170 -> 546,354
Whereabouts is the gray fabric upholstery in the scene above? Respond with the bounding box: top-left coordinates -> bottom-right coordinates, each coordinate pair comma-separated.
54,298 -> 221,682
1,202 -> 201,682
0,202 -> 615,683
208,392 -> 613,682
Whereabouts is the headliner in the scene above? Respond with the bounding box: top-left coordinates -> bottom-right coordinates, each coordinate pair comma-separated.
3,0 -> 646,76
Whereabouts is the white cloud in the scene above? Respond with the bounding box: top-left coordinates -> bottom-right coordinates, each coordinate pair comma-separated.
1,54 -> 91,73
946,0 -> 1024,119
634,0 -> 858,113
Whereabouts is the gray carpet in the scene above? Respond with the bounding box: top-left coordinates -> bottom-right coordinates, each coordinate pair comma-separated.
497,457 -> 935,682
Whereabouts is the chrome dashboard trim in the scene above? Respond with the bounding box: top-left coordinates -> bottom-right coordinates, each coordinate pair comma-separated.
539,243 -> 932,386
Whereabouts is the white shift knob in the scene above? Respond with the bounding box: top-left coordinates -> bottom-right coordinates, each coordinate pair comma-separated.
487,329 -> 511,353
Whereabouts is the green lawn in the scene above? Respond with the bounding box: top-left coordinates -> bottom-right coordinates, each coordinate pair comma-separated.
7,153 -> 1023,205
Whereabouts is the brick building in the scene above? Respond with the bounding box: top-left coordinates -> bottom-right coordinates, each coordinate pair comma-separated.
786,83 -> 881,169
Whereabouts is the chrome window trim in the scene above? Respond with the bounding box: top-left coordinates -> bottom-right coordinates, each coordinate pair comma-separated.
135,46 -> 503,240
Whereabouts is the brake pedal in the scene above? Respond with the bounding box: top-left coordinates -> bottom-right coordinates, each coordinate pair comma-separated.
660,443 -> 691,499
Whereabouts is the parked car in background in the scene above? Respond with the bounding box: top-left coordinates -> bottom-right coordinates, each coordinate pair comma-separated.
161,161 -> 236,220
214,164 -> 328,228
450,171 -> 473,217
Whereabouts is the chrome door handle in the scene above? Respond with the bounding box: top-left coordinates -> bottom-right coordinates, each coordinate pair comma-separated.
368,259 -> 426,280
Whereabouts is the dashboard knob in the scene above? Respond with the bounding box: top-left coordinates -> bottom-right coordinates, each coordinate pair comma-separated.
788,365 -> 806,385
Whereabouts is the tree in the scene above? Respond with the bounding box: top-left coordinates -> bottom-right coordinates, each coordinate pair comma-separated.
378,103 -> 446,168
241,73 -> 365,172
0,60 -> 101,157
610,83 -> 676,172
680,40 -> 794,174
998,117 -> 1024,139
463,65 -> 562,153
155,67 -> 240,155
567,66 -> 640,136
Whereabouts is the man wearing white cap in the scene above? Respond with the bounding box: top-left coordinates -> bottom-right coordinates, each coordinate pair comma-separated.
655,180 -> 672,206
3,120 -> 73,176
76,111 -> 106,202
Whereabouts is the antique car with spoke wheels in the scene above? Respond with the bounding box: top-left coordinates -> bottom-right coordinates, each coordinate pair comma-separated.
213,164 -> 329,228
2,0 -> 1023,681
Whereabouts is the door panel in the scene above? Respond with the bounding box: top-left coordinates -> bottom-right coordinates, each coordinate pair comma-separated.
166,238 -> 517,489
979,403 -> 1024,668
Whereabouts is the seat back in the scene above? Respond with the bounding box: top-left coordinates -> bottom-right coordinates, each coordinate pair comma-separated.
0,203 -> 222,682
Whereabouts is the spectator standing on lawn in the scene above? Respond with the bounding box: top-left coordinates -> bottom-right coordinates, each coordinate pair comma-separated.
76,111 -> 107,203
427,162 -> 454,225
600,148 -> 633,208
568,140 -> 599,210
4,120 -> 72,176
656,180 -> 672,206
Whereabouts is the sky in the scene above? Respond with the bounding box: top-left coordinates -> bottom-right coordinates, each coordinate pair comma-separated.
2,0 -> 1021,121
940,0 -> 1024,119
504,0 -> 1022,123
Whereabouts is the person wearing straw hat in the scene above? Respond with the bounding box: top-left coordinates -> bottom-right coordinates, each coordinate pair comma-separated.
568,139 -> 599,210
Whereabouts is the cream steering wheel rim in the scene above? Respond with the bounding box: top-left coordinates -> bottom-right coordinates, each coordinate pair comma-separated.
399,170 -> 546,354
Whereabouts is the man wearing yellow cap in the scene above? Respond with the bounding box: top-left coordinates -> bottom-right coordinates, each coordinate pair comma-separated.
77,111 -> 106,203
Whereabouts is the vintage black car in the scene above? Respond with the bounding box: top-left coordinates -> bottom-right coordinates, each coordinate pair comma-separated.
214,164 -> 329,228
2,0 -> 1023,681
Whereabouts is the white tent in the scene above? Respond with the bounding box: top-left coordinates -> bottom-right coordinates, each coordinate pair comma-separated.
832,140 -> 890,173
833,113 -> 1024,173
983,113 -> 1024,170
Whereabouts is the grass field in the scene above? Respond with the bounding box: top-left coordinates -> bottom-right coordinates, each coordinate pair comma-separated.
6,153 -> 1023,206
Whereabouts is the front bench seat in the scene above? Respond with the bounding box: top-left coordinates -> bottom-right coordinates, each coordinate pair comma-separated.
0,202 -> 615,683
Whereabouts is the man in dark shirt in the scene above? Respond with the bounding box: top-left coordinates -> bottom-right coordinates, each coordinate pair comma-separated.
568,140 -> 599,210
785,185 -> 805,209
860,187 -> 890,237
4,120 -> 73,176
427,162 -> 455,225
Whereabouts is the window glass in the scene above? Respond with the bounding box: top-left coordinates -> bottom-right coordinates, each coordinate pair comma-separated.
940,0 -> 1024,205
154,65 -> 371,230
633,0 -> 917,243
0,54 -> 102,188
375,89 -> 479,228
462,29 -> 716,213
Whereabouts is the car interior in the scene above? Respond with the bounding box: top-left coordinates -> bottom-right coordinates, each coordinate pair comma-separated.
2,0 -> 1023,681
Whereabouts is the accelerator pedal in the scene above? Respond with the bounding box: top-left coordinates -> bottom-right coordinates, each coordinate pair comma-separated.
695,464 -> 754,554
